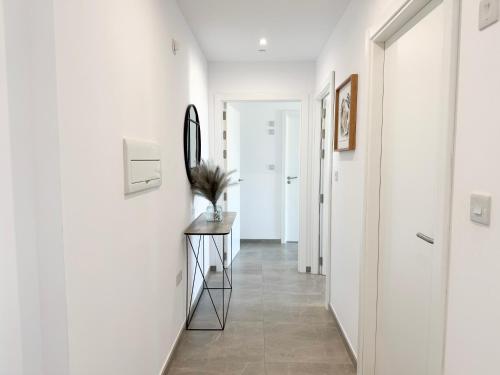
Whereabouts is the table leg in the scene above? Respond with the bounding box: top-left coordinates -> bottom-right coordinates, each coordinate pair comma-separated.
202,235 -> 205,291
185,235 -> 188,330
187,235 -> 203,325
231,229 -> 233,285
222,234 -> 225,329
186,235 -> 223,330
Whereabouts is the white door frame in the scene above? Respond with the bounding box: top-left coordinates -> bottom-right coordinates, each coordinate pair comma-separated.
223,103 -> 241,265
280,109 -> 300,244
315,72 -> 335,307
358,1 -> 460,374
211,93 -> 312,273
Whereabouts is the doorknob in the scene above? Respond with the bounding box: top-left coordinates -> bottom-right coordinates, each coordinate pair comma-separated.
287,176 -> 298,180
416,232 -> 434,244
238,178 -> 244,182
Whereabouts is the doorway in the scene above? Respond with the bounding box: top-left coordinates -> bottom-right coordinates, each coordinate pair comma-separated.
376,4 -> 450,372
361,0 -> 460,374
318,93 -> 332,276
212,94 -> 312,273
224,101 -> 301,250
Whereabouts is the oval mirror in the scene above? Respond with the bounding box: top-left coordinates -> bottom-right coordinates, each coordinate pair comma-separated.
184,104 -> 201,184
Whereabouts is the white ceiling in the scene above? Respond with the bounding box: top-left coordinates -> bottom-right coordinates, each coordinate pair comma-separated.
177,0 -> 351,62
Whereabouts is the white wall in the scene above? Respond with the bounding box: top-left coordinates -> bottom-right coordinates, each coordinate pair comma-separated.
2,0 -> 69,373
318,0 -> 500,367
444,2 -> 500,374
0,2 -> 23,373
209,61 -> 316,95
316,0 -> 403,356
208,61 -> 315,163
49,0 -> 208,374
233,101 -> 300,240
2,0 -> 208,373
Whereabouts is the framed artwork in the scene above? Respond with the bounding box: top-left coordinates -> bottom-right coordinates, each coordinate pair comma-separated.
334,74 -> 358,152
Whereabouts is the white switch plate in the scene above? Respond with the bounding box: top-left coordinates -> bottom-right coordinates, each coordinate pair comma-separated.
479,0 -> 499,30
470,193 -> 492,226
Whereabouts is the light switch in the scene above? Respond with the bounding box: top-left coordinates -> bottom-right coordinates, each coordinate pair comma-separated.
472,207 -> 483,216
470,193 -> 492,226
479,0 -> 499,30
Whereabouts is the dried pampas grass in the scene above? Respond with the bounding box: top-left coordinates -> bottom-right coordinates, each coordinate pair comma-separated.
190,160 -> 236,208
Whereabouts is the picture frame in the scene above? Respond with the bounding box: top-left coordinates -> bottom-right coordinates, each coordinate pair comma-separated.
334,74 -> 358,152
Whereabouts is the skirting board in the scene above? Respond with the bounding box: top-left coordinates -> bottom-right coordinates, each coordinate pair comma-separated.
160,269 -> 208,375
159,318 -> 184,375
328,303 -> 358,369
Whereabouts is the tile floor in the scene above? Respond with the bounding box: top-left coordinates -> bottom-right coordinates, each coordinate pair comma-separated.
167,240 -> 356,375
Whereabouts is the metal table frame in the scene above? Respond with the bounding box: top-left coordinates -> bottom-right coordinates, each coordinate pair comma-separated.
184,212 -> 235,331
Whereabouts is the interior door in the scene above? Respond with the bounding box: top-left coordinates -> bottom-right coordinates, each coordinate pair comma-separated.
319,94 -> 330,275
225,103 -> 241,260
376,2 -> 448,375
284,111 -> 300,242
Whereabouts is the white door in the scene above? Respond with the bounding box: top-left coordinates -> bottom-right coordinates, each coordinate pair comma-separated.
284,111 -> 300,242
225,103 -> 241,260
376,2 -> 448,375
319,94 -> 331,275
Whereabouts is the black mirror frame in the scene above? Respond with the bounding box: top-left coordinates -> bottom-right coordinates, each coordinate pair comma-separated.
183,104 -> 201,184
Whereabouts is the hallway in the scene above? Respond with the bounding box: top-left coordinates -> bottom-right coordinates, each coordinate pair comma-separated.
2,1 -> 498,374
167,241 -> 355,374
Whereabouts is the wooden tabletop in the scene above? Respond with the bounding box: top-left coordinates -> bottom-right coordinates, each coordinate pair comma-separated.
184,212 -> 237,235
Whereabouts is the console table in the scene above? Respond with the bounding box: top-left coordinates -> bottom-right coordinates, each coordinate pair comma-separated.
184,212 -> 236,331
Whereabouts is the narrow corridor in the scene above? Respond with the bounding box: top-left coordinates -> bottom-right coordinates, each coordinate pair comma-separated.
167,241 -> 355,374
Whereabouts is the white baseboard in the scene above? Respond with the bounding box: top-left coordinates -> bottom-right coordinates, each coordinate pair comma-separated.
329,302 -> 358,368
159,267 -> 210,375
158,319 -> 185,375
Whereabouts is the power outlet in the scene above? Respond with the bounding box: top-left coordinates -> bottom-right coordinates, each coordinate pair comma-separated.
176,270 -> 183,286
479,0 -> 499,30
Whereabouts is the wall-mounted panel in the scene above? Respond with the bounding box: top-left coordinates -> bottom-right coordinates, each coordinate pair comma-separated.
123,138 -> 161,194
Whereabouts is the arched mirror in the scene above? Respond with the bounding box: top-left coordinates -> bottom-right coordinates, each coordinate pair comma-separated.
184,104 -> 201,184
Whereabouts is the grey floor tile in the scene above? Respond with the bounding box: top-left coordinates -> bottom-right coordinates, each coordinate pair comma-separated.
166,242 -> 355,375
264,362 -> 356,375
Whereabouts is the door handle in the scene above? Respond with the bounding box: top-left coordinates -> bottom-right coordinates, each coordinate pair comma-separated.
238,178 -> 244,182
416,232 -> 434,244
287,176 -> 298,180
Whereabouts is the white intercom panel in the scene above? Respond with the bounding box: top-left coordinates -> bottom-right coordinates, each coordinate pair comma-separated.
123,138 -> 161,194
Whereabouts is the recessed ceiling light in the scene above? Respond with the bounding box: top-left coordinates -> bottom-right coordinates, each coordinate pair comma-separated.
258,38 -> 268,52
